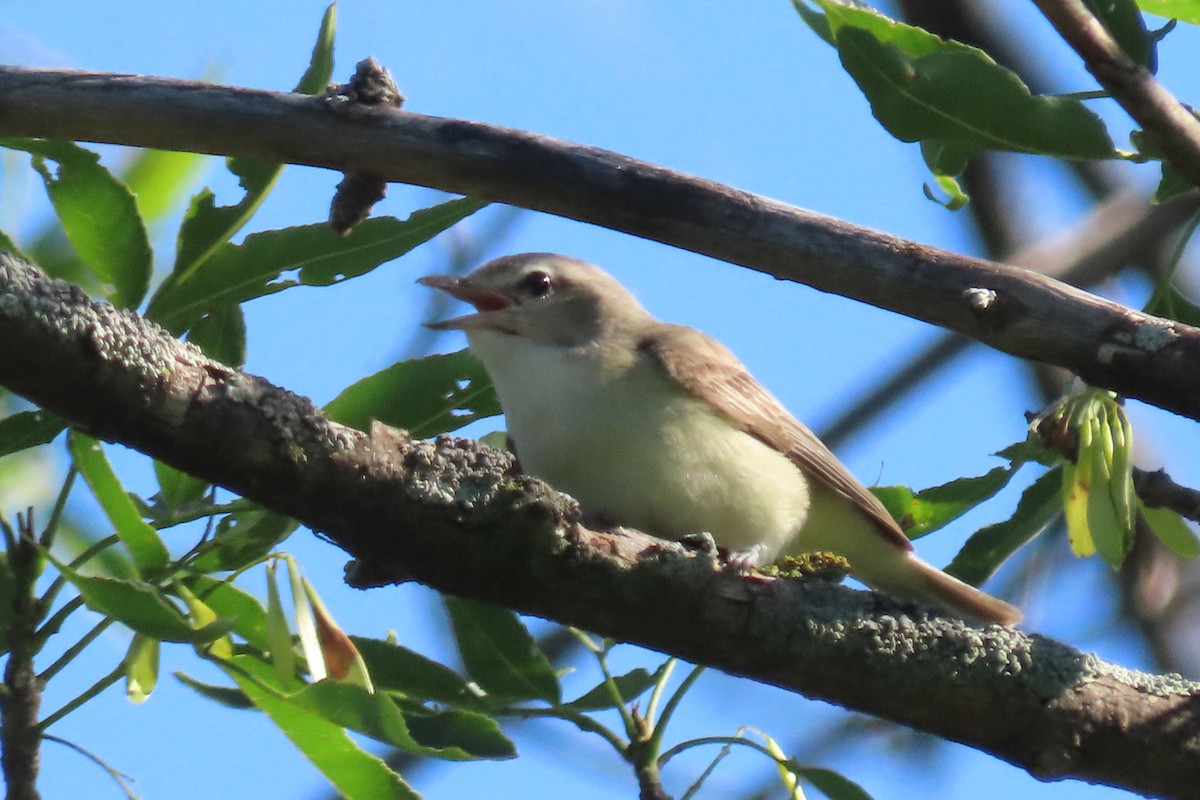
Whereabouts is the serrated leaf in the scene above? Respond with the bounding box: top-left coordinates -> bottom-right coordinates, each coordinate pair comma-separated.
444,597 -> 560,704
149,199 -> 485,334
174,670 -> 254,709
1142,505 -> 1200,558
808,2 -> 1115,180
326,350 -> 501,437
125,633 -> 160,704
799,766 -> 876,800
565,666 -> 663,711
152,459 -> 209,510
0,410 -> 65,458
871,465 -> 1016,540
222,655 -> 420,800
351,636 -> 484,710
186,303 -> 247,366
0,138 -> 152,308
1137,0 -> 1200,25
947,468 -> 1062,585
70,432 -> 170,573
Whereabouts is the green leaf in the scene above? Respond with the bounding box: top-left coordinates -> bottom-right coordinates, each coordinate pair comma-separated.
125,633 -> 160,704
265,561 -> 299,686
294,3 -> 338,96
1086,0 -> 1156,70
49,559 -> 231,643
292,680 -> 508,760
0,138 -> 152,307
871,466 -> 1016,540
0,410 -> 65,458
222,656 -> 420,800
121,147 -> 207,225
808,2 -> 1115,180
922,173 -> 969,210
152,460 -> 209,510
69,432 -> 170,573
564,666 -> 663,711
792,0 -> 835,45
174,670 -> 254,709
326,350 -> 501,436
402,707 -> 515,760
946,468 -> 1063,585
798,766 -> 876,800
351,636 -> 484,709
192,510 -> 298,573
995,435 -> 1061,468
161,4 -> 336,286
149,199 -> 486,334
1142,505 -> 1200,558
184,575 -> 273,652
444,597 -> 560,704
1137,0 -> 1200,25
186,303 -> 247,366
1151,285 -> 1200,327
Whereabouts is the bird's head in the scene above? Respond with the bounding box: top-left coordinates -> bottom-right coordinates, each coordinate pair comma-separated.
419,253 -> 651,347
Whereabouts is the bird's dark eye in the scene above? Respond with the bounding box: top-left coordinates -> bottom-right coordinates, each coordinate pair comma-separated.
520,270 -> 553,298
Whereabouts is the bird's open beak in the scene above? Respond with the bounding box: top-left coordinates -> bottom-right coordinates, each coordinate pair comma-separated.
417,275 -> 513,331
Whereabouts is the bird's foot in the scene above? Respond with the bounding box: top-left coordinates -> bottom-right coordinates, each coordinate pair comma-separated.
723,543 -> 770,576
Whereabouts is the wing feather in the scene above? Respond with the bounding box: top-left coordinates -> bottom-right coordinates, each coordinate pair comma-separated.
639,324 -> 912,552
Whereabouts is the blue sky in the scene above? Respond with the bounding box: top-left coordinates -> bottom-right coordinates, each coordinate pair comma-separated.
3,2 -> 1199,798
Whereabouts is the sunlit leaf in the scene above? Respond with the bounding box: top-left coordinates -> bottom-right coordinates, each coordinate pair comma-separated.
872,466 -> 1016,540
1137,0 -> 1200,25
184,575 -> 272,652
302,573 -> 373,690
149,199 -> 485,334
121,147 -> 207,225
222,655 -> 420,800
326,350 -> 501,437
125,634 -> 160,704
69,432 -> 170,573
152,459 -> 209,510
798,1 -> 1115,183
0,138 -> 152,307
444,597 -> 560,704
48,557 -> 231,643
266,561 -> 298,686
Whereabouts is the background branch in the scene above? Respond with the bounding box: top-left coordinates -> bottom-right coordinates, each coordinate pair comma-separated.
2,67 -> 1200,419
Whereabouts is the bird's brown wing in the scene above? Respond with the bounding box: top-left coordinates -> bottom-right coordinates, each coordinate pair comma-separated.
639,324 -> 912,552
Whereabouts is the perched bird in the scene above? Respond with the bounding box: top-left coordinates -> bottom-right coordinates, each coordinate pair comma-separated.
419,253 -> 1021,625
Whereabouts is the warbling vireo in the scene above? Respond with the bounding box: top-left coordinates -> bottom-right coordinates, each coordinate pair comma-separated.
419,253 -> 1021,625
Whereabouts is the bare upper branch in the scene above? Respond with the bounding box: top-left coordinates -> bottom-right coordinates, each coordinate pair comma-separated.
2,66 -> 1200,418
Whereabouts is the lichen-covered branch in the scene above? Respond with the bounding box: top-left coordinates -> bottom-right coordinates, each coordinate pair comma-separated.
3,256 -> 1200,798
2,67 -> 1200,419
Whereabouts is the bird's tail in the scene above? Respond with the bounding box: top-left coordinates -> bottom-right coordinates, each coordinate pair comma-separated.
869,551 -> 1023,626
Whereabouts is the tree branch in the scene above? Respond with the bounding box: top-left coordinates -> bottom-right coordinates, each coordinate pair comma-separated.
3,256 -> 1200,798
2,66 -> 1200,419
1032,0 -> 1200,189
